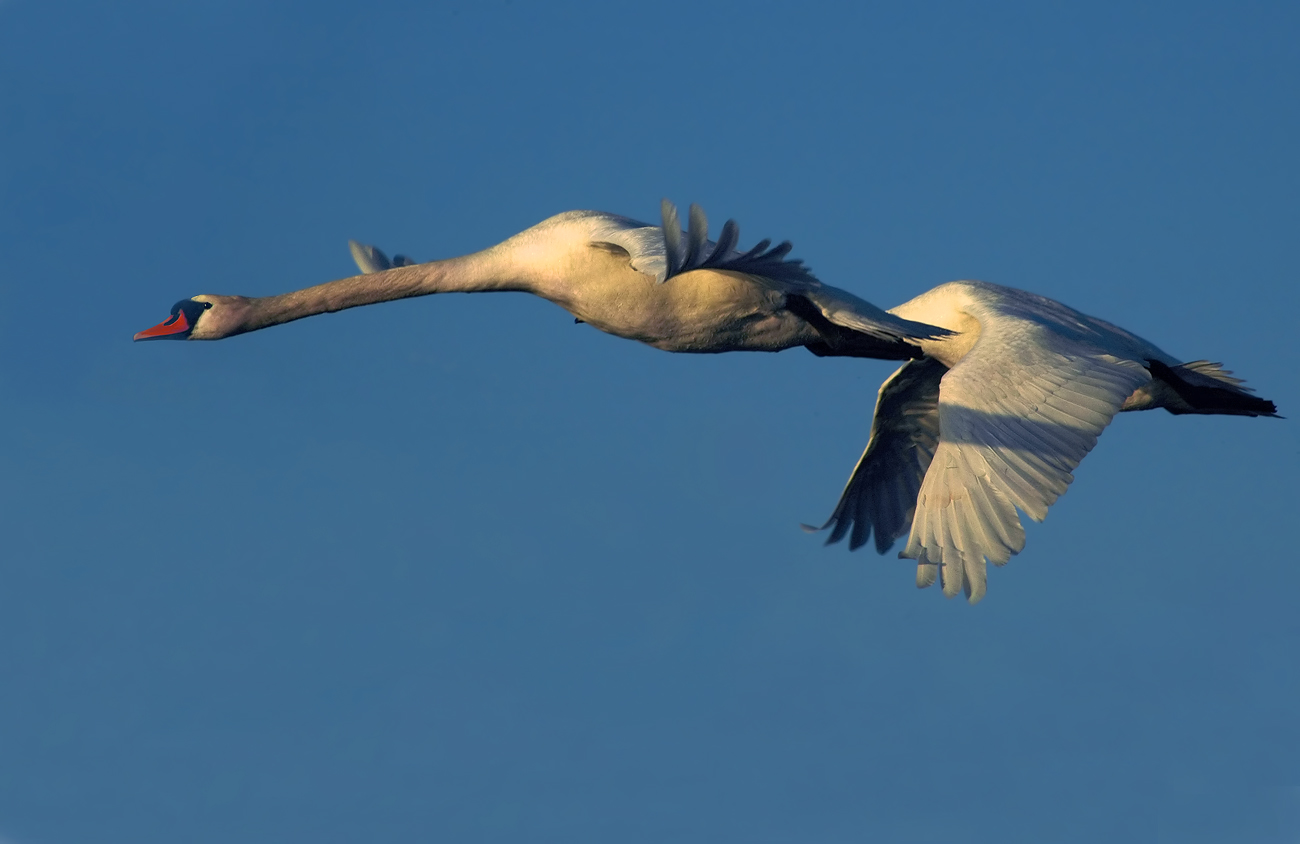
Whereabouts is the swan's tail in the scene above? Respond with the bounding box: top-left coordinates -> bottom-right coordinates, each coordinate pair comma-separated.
1147,359 -> 1280,417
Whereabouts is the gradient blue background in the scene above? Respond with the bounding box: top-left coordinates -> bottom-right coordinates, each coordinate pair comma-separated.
1,2 -> 1297,842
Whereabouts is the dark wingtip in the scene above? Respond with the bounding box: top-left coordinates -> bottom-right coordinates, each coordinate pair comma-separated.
1149,359 -> 1282,418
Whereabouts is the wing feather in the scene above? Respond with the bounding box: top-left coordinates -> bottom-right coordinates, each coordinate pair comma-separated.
684,203 -> 710,270
653,201 -> 952,346
710,219 -> 740,264
659,199 -> 685,278
349,240 -> 416,274
805,357 -> 947,554
349,240 -> 396,274
901,327 -> 1151,602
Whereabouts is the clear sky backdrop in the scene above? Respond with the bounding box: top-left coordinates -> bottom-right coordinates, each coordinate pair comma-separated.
2,2 -> 1298,842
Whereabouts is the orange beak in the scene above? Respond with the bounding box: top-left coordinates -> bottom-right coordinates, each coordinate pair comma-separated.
134,308 -> 193,341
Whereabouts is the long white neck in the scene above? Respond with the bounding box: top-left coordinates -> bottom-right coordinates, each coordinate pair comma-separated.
220,219 -> 598,338
245,249 -> 523,329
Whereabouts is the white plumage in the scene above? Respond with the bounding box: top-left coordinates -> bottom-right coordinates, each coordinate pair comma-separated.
141,205 -> 1276,606
811,281 -> 1277,603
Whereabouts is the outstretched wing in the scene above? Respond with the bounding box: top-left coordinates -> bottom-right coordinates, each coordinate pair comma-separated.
805,356 -> 946,553
904,323 -> 1151,603
348,240 -> 416,274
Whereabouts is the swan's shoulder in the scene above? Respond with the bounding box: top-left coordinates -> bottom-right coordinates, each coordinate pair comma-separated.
523,210 -> 668,282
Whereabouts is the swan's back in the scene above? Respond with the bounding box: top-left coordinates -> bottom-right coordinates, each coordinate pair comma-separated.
890,280 -> 1176,368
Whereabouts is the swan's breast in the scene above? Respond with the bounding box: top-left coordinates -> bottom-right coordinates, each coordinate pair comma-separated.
887,281 -> 985,367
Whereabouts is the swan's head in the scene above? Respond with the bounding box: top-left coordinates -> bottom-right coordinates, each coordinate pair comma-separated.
133,295 -> 253,341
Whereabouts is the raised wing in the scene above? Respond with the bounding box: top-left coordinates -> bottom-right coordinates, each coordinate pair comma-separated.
659,200 -> 823,289
348,240 -> 416,274
806,356 -> 946,552
591,200 -> 824,287
904,325 -> 1151,603
657,201 -> 951,346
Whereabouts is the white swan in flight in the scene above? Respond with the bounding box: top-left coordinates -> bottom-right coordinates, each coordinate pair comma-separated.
135,202 -> 1276,605
134,200 -> 948,360
807,280 -> 1278,603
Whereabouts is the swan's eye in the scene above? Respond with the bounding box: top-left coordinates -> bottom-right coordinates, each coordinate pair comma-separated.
168,299 -> 212,315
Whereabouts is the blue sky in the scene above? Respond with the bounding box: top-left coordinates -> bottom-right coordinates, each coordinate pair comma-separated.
1,1 -> 1297,842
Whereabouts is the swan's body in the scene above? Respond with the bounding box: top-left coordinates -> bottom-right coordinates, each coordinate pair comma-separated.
812,280 -> 1278,603
135,202 -> 948,359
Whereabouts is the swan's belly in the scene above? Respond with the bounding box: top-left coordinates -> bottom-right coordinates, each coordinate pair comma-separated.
641,309 -> 801,353
570,270 -> 808,353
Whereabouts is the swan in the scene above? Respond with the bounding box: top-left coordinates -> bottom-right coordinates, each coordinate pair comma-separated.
807,280 -> 1279,603
134,200 -> 949,360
